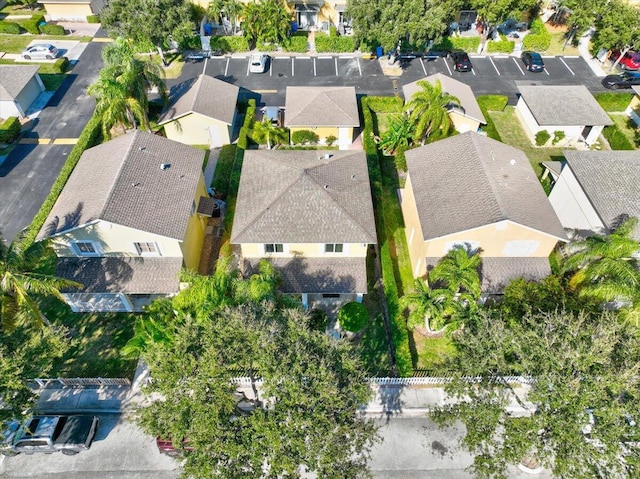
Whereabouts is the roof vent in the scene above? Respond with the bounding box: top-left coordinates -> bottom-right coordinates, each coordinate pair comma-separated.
351,174 -> 356,180
324,184 -> 329,189
132,182 -> 140,187
160,163 -> 170,170
324,153 -> 332,160
510,159 -> 516,166
139,147 -> 145,151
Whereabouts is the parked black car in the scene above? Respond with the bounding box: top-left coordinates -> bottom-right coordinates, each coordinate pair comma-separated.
521,51 -> 545,72
449,51 -> 472,72
601,71 -> 640,89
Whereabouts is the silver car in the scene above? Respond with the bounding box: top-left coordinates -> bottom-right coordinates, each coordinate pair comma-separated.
249,53 -> 269,73
22,44 -> 59,60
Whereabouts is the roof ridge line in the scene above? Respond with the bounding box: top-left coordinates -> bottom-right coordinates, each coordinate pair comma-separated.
189,74 -> 204,113
469,133 -> 509,222
99,131 -> 141,220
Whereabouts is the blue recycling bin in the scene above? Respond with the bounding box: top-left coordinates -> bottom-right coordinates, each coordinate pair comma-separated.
291,21 -> 298,33
376,46 -> 383,58
203,23 -> 212,35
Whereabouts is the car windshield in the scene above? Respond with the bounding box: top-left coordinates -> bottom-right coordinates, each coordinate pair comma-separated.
251,56 -> 262,65
530,54 -> 543,64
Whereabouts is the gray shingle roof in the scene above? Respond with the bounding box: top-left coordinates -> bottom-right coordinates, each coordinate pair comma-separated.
37,130 -> 205,241
284,86 -> 359,127
405,131 -> 567,241
231,150 -> 376,244
425,256 -> 551,293
0,65 -> 40,100
402,74 -> 486,124
245,256 -> 367,293
57,256 -> 182,293
158,74 -> 239,125
563,150 -> 640,239
517,85 -> 613,126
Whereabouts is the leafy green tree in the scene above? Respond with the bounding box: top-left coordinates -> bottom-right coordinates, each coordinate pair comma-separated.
432,308 -> 640,479
377,112 -> 413,155
242,0 -> 291,46
429,245 -> 482,302
251,118 -> 288,149
404,79 -> 460,145
402,278 -> 454,332
562,217 -> 640,305
469,0 -> 538,27
100,0 -> 196,51
1,232 -> 80,331
592,0 -> 640,58
138,303 -> 379,478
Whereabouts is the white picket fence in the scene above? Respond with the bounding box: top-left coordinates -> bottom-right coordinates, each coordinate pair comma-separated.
227,376 -> 534,387
33,377 -> 131,388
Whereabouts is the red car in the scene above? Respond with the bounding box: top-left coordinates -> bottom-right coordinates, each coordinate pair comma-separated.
156,437 -> 193,456
611,50 -> 640,70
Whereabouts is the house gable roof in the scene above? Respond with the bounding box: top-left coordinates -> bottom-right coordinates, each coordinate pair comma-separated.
0,65 -> 40,100
517,84 -> 613,126
563,150 -> 640,239
405,131 -> 566,241
284,86 -> 359,127
158,74 -> 239,125
402,73 -> 486,124
231,150 -> 376,244
37,130 -> 205,241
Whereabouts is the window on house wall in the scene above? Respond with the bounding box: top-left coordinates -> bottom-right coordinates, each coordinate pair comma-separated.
72,241 -> 99,256
324,243 -> 344,253
134,242 -> 160,255
264,243 -> 284,254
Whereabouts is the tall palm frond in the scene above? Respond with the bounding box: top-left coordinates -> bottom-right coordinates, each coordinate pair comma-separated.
404,79 -> 460,145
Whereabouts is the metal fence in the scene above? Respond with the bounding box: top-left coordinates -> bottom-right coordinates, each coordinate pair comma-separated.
32,378 -> 131,388
226,376 -> 534,387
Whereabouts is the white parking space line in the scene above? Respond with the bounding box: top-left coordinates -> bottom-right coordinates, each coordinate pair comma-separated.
224,57 -> 230,76
298,56 -> 310,59
335,57 -> 338,76
246,59 -> 250,76
292,58 -> 295,76
270,61 -> 272,76
471,68 -> 476,76
420,58 -> 427,75
313,57 -> 317,76
339,55 -> 354,59
513,57 -> 525,75
543,67 -> 550,75
357,57 -> 362,76
318,56 -> 332,59
275,56 -> 288,59
443,58 -> 452,75
489,57 -> 500,75
563,55 -> 579,58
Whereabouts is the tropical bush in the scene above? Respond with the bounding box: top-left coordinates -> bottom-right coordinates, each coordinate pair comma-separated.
433,36 -> 480,53
87,15 -> 100,24
0,21 -> 21,34
308,308 -> 328,332
552,130 -> 566,145
19,15 -> 45,35
210,35 -> 249,53
325,134 -> 337,146
256,41 -> 278,52
284,35 -> 308,53
0,117 -> 21,144
486,37 -> 515,53
291,130 -> 319,145
315,34 -> 355,53
522,18 -> 551,51
39,24 -> 66,35
237,99 -> 256,150
535,130 -> 551,146
338,302 -> 369,332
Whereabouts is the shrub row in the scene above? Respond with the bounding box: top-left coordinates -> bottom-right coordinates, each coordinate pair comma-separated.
0,117 -> 21,144
86,15 -> 100,24
210,36 -> 249,53
40,24 -> 65,35
22,114 -> 102,246
522,18 -> 551,51
0,16 -> 68,35
361,97 -> 413,377
603,124 -> 635,150
212,144 -> 237,197
19,14 -> 45,35
291,129 -> 319,145
433,36 -> 481,53
256,41 -> 278,52
284,35 -> 308,53
0,21 -> 21,34
535,130 -> 550,146
315,34 -> 355,53
486,37 -> 515,53
237,98 -> 256,150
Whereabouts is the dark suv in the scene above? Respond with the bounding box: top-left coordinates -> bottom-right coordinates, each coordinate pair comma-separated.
521,51 -> 545,72
450,51 -> 472,72
601,71 -> 640,89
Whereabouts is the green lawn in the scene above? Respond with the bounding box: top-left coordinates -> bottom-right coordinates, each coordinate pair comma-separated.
0,34 -> 91,53
413,333 -> 456,371
0,4 -> 45,15
38,73 -> 67,91
545,27 -> 580,56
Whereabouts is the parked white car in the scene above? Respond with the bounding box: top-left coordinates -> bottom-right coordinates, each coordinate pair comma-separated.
22,44 -> 59,60
249,53 -> 269,73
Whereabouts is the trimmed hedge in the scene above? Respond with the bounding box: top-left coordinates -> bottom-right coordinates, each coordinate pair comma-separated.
86,15 -> 100,24
210,36 -> 249,53
0,21 -> 21,34
603,125 -> 635,150
433,36 -> 480,53
338,302 -> 369,332
39,24 -> 65,35
552,130 -> 565,145
284,35 -> 308,53
291,129 -> 319,145
52,57 -> 70,74
535,130 -> 550,146
19,14 -> 45,35
315,34 -> 355,53
237,99 -> 256,150
486,37 -> 515,53
22,114 -> 102,246
522,18 -> 551,51
0,117 -> 21,144
256,41 -> 278,52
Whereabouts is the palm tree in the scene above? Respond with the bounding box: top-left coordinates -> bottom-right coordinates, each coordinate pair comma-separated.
429,245 -> 482,301
404,79 -> 460,145
402,279 -> 454,332
1,232 -> 81,331
252,118 -> 287,149
377,112 -> 413,155
562,217 -> 640,304
223,0 -> 243,35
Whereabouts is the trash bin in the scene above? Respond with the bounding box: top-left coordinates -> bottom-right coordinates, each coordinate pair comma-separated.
376,46 -> 383,58
203,23 -> 212,35
291,21 -> 298,33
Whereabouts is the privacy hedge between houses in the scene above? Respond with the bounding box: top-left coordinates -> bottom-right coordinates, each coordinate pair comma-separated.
0,117 -> 21,144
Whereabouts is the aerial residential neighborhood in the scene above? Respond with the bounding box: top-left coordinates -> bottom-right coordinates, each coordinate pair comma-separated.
1,0 -> 640,478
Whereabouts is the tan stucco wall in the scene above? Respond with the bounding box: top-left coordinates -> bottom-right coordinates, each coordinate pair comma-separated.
399,175 -> 428,277
50,221 -> 184,258
239,242 -> 368,258
181,175 -> 208,270
450,111 -> 480,133
626,95 -> 640,127
163,112 -> 232,147
42,3 -> 93,20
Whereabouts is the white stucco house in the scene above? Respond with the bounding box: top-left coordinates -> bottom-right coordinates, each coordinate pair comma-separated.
516,85 -> 613,147
0,65 -> 45,119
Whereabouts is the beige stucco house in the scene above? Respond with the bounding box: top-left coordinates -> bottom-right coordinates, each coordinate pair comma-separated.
231,149 -> 376,309
400,131 -> 567,293
403,73 -> 486,133
626,85 -> 640,127
284,86 -> 359,150
158,74 -> 239,148
38,0 -> 105,20
0,65 -> 45,119
37,130 -> 209,312
547,150 -> 640,240
516,84 -> 613,147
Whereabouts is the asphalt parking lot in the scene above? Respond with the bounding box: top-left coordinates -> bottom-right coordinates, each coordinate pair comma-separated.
173,52 -> 608,107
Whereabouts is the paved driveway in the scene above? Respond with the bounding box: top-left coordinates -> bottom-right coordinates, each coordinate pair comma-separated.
0,41 -> 104,242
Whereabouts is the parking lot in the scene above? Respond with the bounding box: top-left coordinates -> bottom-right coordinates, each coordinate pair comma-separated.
174,51 -> 607,107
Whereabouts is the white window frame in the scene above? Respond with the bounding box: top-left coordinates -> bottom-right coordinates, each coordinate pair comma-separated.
323,243 -> 345,254
263,243 -> 285,254
71,241 -> 101,257
133,241 -> 162,256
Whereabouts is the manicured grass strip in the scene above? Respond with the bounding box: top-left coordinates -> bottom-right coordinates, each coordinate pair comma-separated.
38,73 -> 66,91
212,144 -> 237,197
477,95 -> 507,142
594,92 -> 634,112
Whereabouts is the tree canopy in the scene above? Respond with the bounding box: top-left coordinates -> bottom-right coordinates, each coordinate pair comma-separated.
432,306 -> 640,479
138,302 -> 378,479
